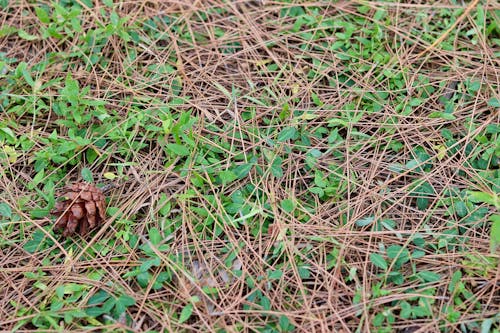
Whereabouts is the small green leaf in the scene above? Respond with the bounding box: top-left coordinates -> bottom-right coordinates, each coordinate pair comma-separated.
412,250 -> 425,259
271,158 -> 283,178
268,269 -> 283,280
32,169 -> 45,186
117,294 -> 135,307
413,182 -> 434,210
140,257 -> 161,272
277,127 -> 298,142
158,193 -> 171,216
370,253 -> 387,270
409,98 -> 423,107
292,265 -> 307,279
81,168 -> 93,182
448,270 -> 462,293
62,74 -> 80,105
165,144 -> 190,157
309,187 -> 324,196
387,245 -> 410,266
179,303 -> 193,324
219,170 -> 237,185
311,92 -> 323,106
149,227 -> 161,245
490,215 -> 500,252
314,171 -> 328,188
31,208 -> 49,218
87,290 -> 110,305
469,191 -> 499,209
103,172 -> 117,180
260,296 -> 271,310
417,271 -> 441,282
35,7 -> 50,24
233,163 -> 252,179
487,97 -> 500,108
428,112 -> 456,120
481,319 -> 493,333
0,127 -> 16,141
279,315 -> 291,331
280,199 -> 295,213
356,216 -> 375,227
86,307 -> 106,317
17,29 -> 38,41
0,203 -> 12,218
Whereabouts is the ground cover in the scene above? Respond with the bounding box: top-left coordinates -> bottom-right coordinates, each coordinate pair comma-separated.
0,1 -> 499,332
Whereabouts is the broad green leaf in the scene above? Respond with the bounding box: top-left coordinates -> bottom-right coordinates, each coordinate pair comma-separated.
356,216 -> 375,227
309,187 -> 324,196
179,303 -> 193,324
298,266 -> 310,279
0,26 -> 17,38
233,163 -> 252,179
260,296 -> 271,310
81,168 -> 93,182
279,315 -> 291,331
87,290 -> 110,305
280,199 -> 295,213
487,97 -> 500,108
0,127 -> 16,140
268,269 -> 283,280
417,271 -> 441,282
387,245 -> 410,266
140,257 -> 161,272
0,203 -> 12,218
490,215 -> 500,252
428,112 -> 456,120
413,181 -> 434,210
158,193 -> 171,216
103,172 -> 117,180
165,144 -> 190,157
454,201 -> 468,217
86,306 -> 105,317
481,319 -> 493,333
469,191 -> 499,209
271,158 -> 283,178
314,171 -> 328,188
17,29 -> 38,41
35,7 -> 50,23
409,98 -> 423,106
412,250 -> 425,259
31,208 -> 49,218
117,294 -> 135,307
62,75 -> 80,105
149,227 -> 161,245
370,253 -> 387,270
277,126 -> 297,142
219,170 -> 237,185
137,272 -> 150,288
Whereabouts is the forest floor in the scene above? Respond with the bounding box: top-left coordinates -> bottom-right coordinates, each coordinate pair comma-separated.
0,1 -> 499,332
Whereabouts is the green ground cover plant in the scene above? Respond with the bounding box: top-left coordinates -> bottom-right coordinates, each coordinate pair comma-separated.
0,1 -> 499,332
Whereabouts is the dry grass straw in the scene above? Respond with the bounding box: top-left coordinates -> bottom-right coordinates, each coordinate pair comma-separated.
1,1 -> 499,332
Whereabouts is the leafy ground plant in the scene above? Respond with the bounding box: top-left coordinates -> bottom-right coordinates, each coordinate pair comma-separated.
1,1 -> 499,332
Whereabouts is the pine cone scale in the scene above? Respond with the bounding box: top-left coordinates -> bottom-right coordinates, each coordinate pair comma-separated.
52,182 -> 106,237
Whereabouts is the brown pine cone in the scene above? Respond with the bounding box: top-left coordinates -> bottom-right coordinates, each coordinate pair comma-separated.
52,182 -> 106,237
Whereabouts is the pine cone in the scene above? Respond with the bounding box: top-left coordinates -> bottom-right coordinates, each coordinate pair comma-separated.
52,182 -> 106,237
